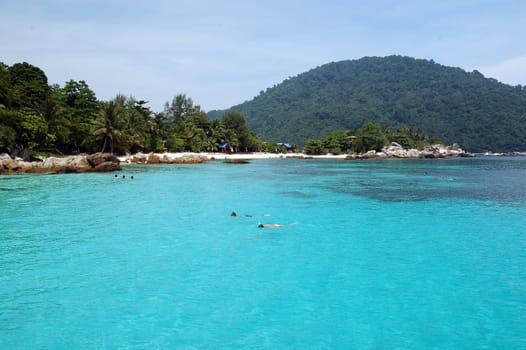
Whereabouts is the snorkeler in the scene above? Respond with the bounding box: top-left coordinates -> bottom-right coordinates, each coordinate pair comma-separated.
231,211 -> 252,217
258,223 -> 297,229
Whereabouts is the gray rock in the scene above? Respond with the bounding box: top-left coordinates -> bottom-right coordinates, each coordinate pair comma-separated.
0,153 -> 120,174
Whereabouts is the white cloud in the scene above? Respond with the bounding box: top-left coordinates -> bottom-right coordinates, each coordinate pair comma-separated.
477,55 -> 526,86
2,0 -> 525,111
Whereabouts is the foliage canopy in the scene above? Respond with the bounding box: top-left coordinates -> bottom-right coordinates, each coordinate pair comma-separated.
0,61 -> 263,158
210,56 -> 526,152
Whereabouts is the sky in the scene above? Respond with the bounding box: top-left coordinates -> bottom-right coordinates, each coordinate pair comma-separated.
1,0 -> 525,112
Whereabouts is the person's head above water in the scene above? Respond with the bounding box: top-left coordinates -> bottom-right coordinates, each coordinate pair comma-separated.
258,223 -> 264,228
231,211 -> 237,217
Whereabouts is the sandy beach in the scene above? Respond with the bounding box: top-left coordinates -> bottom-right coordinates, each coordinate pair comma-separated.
118,152 -> 349,163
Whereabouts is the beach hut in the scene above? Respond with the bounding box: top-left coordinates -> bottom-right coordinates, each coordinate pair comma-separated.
276,142 -> 293,152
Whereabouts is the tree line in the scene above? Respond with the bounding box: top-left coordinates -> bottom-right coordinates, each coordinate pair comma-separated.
0,61 -> 267,159
0,59 -> 485,159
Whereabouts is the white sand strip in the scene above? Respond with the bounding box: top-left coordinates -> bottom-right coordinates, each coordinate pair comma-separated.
118,152 -> 348,162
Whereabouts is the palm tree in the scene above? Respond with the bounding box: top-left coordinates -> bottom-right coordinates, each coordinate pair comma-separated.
92,100 -> 123,154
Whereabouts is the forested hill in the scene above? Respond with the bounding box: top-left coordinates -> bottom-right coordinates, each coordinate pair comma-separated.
209,56 -> 526,152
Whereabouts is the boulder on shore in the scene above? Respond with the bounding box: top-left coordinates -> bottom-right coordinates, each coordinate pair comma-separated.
86,153 -> 121,172
0,153 -> 120,174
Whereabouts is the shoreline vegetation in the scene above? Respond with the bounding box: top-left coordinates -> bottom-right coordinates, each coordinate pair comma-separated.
116,143 -> 525,164
2,144 -> 525,175
120,143 -> 473,163
1,61 -> 525,175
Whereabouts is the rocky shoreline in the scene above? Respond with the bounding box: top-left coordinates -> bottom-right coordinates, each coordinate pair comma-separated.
1,144 -> 524,174
0,152 -> 212,174
0,152 -> 121,174
345,143 -> 475,160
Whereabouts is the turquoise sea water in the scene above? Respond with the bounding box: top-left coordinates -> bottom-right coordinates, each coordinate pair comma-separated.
1,157 -> 525,349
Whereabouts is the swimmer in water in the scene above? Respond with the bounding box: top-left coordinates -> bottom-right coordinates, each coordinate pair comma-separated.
231,211 -> 252,217
258,223 -> 297,229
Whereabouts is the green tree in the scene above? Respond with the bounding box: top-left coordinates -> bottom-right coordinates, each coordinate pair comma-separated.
303,139 -> 324,155
0,107 -> 17,153
60,80 -> 100,153
322,130 -> 352,154
222,111 -> 251,151
0,123 -> 16,153
111,96 -> 154,154
353,122 -> 386,152
42,84 -> 68,152
164,94 -> 199,125
0,63 -> 12,108
0,107 -> 51,157
129,99 -> 154,153
92,99 -> 124,153
18,113 -> 51,152
148,112 -> 169,152
182,117 -> 208,152
8,62 -> 49,113
207,119 -> 227,152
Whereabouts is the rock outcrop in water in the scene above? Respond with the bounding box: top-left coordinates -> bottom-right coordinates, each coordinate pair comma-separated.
0,152 -> 120,174
345,143 -> 475,160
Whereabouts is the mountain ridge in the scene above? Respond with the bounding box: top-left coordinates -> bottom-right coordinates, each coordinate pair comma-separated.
209,56 -> 526,152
